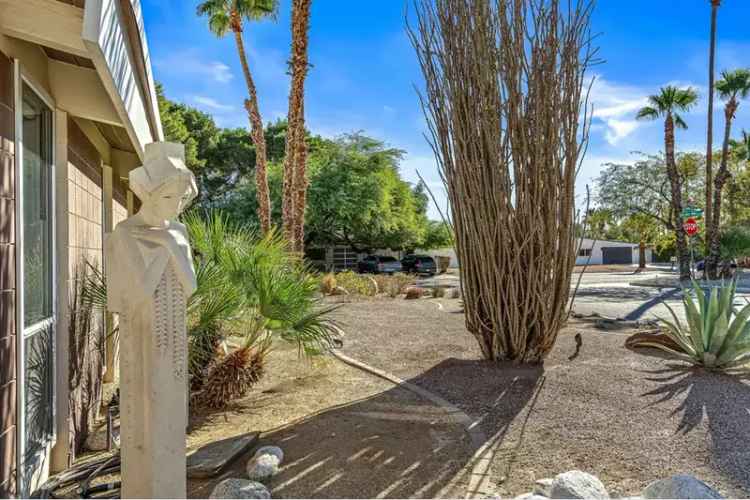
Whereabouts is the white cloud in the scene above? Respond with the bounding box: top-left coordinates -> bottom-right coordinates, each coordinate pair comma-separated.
191,95 -> 235,111
155,51 -> 234,83
589,76 -> 649,145
603,119 -> 640,145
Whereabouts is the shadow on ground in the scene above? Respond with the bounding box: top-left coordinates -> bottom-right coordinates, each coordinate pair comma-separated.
642,365 -> 750,492
188,358 -> 543,499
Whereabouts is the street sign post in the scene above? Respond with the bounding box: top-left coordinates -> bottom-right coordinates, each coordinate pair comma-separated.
682,217 -> 699,278
683,217 -> 699,237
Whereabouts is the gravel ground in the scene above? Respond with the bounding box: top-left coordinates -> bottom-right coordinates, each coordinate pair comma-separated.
330,297 -> 750,498
187,341 -> 471,499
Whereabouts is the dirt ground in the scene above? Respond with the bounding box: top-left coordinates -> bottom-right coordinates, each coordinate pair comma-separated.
331,297 -> 750,498
101,293 -> 750,499
187,340 -> 472,499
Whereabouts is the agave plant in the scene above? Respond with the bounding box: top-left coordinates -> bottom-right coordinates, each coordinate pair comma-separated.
650,279 -> 750,370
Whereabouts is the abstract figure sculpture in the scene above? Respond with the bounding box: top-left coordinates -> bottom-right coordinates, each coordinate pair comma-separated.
105,142 -> 198,498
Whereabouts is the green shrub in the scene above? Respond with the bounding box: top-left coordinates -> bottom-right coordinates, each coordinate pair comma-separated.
334,271 -> 378,296
185,212 -> 340,394
432,286 -> 446,298
649,279 -> 750,371
720,224 -> 750,261
374,273 -> 414,298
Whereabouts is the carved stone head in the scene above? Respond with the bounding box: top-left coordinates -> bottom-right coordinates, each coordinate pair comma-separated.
129,142 -> 198,221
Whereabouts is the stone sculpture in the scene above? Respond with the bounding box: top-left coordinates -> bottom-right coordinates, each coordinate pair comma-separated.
105,142 -> 198,499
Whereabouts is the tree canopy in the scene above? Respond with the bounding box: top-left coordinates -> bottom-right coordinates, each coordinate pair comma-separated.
158,88 -> 445,251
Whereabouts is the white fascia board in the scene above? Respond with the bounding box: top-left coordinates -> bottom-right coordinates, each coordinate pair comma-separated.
126,0 -> 163,140
82,0 -> 154,160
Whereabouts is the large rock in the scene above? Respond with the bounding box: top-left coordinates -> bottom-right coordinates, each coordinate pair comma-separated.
642,475 -> 723,499
246,446 -> 284,482
209,478 -> 270,499
188,432 -> 260,479
550,470 -> 609,499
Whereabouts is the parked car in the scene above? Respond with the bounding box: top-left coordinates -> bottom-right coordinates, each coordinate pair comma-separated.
401,254 -> 437,275
357,255 -> 403,274
696,259 -> 737,275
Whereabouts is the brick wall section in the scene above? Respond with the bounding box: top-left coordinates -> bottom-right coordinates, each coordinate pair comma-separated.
0,51 -> 16,498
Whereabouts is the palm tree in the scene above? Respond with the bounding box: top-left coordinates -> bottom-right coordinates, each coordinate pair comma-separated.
706,69 -> 750,278
705,0 -> 721,259
637,86 -> 700,281
282,0 -> 312,253
197,0 -> 277,235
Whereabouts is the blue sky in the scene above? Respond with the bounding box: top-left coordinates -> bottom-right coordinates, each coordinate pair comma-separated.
142,0 -> 750,218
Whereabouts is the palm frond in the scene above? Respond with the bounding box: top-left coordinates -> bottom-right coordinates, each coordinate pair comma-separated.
636,106 -> 659,121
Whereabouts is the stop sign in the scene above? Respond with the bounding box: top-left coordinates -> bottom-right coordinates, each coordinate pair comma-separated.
683,217 -> 699,237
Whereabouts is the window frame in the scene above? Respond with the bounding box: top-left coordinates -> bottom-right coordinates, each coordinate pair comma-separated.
14,61 -> 57,495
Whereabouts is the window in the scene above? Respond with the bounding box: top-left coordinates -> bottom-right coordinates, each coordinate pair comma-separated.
578,248 -> 592,257
19,81 -> 55,474
21,83 -> 53,328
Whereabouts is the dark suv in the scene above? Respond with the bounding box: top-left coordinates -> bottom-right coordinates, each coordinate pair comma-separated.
401,255 -> 437,275
357,255 -> 403,274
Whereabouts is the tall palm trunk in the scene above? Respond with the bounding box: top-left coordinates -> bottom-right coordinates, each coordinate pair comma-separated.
707,97 -> 739,276
665,114 -> 691,280
282,0 -> 312,252
704,1 -> 719,262
233,19 -> 271,234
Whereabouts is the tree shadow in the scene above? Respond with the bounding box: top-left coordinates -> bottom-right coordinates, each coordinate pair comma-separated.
188,358 -> 543,499
641,364 -> 750,491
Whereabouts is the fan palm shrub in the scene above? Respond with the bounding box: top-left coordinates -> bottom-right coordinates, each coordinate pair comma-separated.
185,211 -> 339,406
648,279 -> 750,370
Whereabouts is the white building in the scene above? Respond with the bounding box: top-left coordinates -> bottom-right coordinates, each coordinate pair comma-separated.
576,238 -> 653,266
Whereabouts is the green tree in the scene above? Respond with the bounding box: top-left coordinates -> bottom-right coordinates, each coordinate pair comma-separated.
304,134 -> 427,251
197,0 -> 278,233
706,69 -> 750,277
157,84 -> 220,206
637,86 -> 699,280
421,220 -> 453,249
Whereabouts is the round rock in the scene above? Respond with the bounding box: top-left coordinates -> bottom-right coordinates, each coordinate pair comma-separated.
209,478 -> 270,499
642,475 -> 723,499
550,470 -> 609,499
247,453 -> 281,482
254,445 -> 284,463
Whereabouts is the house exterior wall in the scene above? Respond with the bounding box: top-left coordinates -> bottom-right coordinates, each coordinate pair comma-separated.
67,118 -> 103,274
0,49 -> 16,499
575,239 -> 653,266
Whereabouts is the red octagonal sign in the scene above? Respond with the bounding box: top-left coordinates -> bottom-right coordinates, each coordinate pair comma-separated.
683,217 -> 699,237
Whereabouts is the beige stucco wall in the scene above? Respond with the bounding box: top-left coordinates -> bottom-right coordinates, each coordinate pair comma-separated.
0,34 -> 50,96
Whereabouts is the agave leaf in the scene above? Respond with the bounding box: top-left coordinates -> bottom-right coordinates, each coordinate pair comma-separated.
681,293 -> 704,352
718,303 -> 750,359
636,338 -> 699,365
691,279 -> 706,313
659,316 -> 698,356
708,305 -> 730,356
703,287 -> 720,351
721,349 -> 750,369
